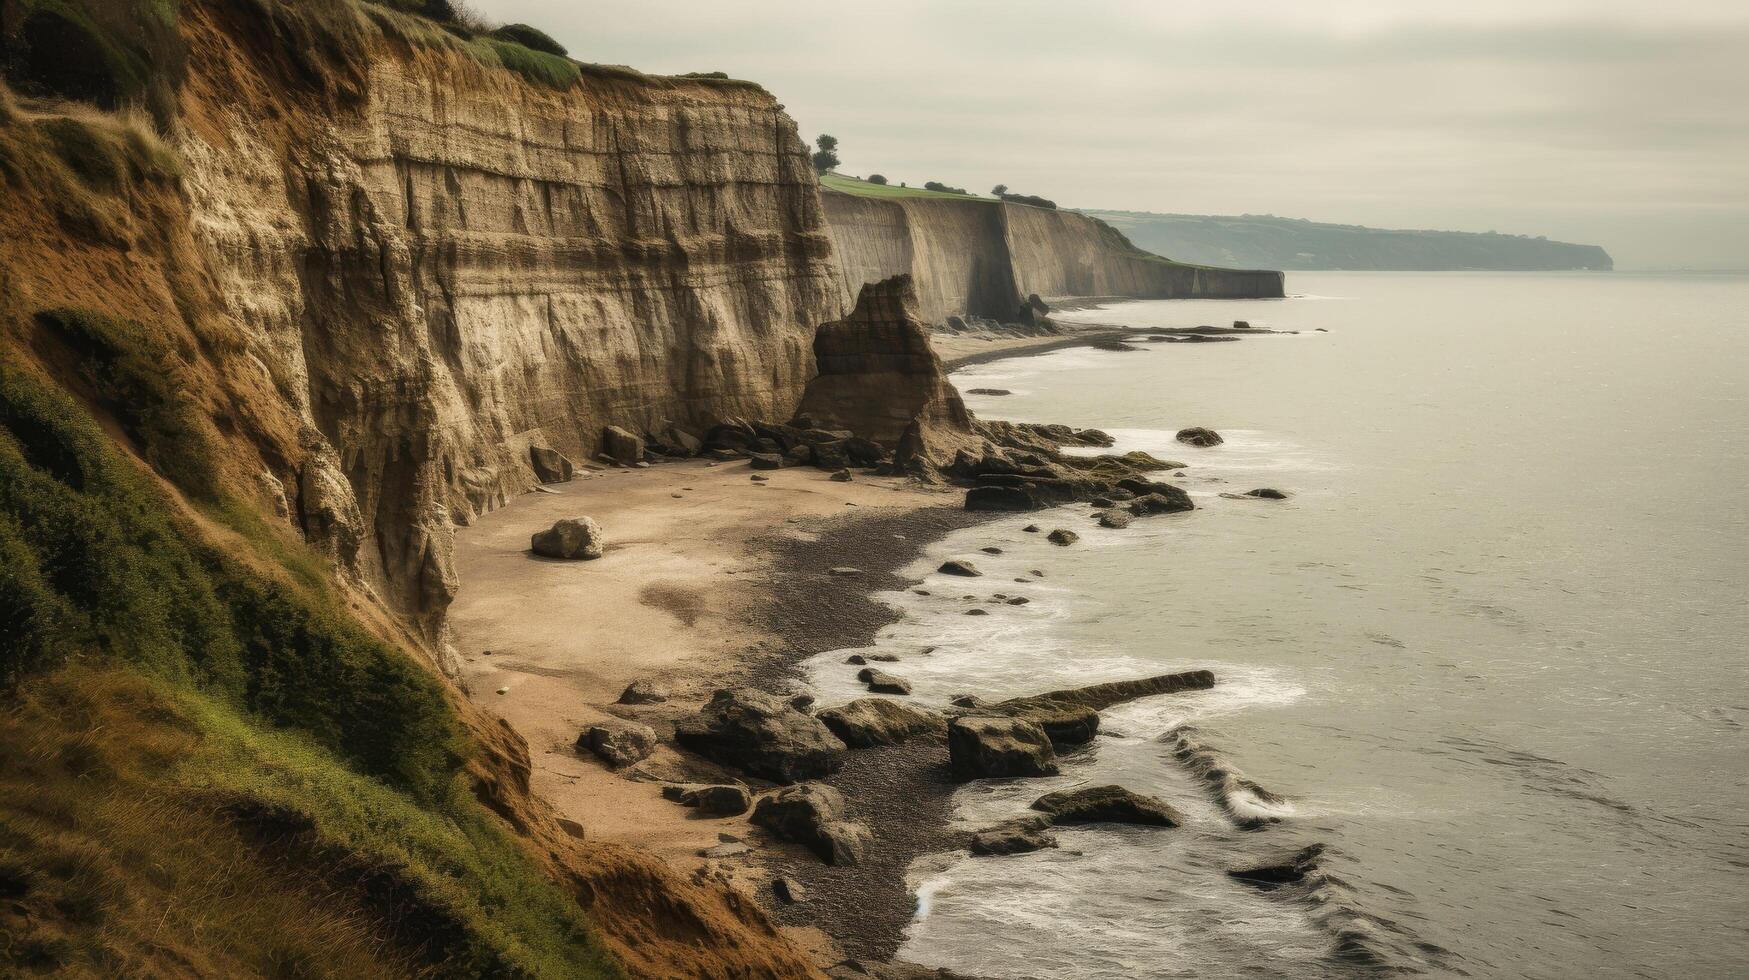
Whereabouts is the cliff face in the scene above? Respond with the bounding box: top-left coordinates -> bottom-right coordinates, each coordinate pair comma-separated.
175,4 -> 839,640
822,189 -> 1284,323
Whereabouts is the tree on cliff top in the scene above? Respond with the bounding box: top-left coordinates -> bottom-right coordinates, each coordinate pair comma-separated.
812,134 -> 840,175
991,183 -> 1009,196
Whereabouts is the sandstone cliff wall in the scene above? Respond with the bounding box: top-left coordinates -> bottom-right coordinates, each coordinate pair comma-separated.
177,4 -> 840,640
822,189 -> 1285,323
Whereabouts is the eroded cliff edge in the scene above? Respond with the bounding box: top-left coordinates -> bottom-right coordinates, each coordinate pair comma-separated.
173,3 -> 841,644
822,188 -> 1286,324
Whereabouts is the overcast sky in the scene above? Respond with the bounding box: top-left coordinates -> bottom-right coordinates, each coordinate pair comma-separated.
475,0 -> 1748,270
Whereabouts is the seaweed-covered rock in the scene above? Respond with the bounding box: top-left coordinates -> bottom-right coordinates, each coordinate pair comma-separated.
817,699 -> 944,748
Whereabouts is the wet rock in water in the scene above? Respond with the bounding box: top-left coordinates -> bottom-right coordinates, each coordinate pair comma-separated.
1246,487 -> 1289,499
603,425 -> 646,464
789,693 -> 816,711
965,608 -> 989,616
1228,844 -> 1325,889
991,669 -> 1216,747
1030,785 -> 1183,827
938,559 -> 983,577
856,668 -> 912,695
828,567 -> 864,577
1030,569 -> 1044,577
1006,596 -> 1030,605
749,452 -> 785,470
948,716 -> 1058,781
817,698 -> 945,748
949,694 -> 987,709
1023,524 -> 1042,533
1090,339 -> 1140,352
616,679 -> 669,705
529,445 -> 575,483
845,654 -> 869,665
830,469 -> 853,482
773,876 -> 808,904
1175,426 -> 1224,448
965,485 -> 1042,511
531,517 -> 605,560
1233,320 -> 1252,329
981,546 -> 1004,554
579,720 -> 658,768
969,818 -> 1059,857
752,783 -> 872,866
966,388 -> 1012,396
673,689 -> 846,783
1098,511 -> 1133,529
1047,528 -> 1079,546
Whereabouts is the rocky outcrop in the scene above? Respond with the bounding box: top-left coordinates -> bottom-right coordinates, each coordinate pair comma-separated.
751,784 -> 872,866
817,699 -> 943,748
947,716 -> 1058,781
794,275 -> 975,457
530,517 -> 604,560
823,190 -> 1284,325
674,689 -> 847,783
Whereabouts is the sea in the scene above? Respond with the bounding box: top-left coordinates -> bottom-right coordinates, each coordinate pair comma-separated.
802,272 -> 1749,979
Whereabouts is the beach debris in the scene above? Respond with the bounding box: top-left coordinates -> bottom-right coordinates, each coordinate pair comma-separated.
1047,528 -> 1079,546
773,876 -> 808,904
1228,844 -> 1325,889
529,445 -> 575,483
817,698 -> 944,748
948,716 -> 1059,781
674,689 -> 846,783
531,516 -> 605,560
1175,426 -> 1224,447
616,679 -> 670,705
1031,785 -> 1183,827
579,720 -> 658,768
938,559 -> 982,577
603,425 -> 646,464
752,783 -> 872,866
856,668 -> 912,695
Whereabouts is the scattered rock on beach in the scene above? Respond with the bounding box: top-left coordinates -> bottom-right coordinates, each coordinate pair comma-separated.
1229,844 -> 1325,889
752,783 -> 871,866
1031,785 -> 1183,827
529,445 -> 575,483
948,716 -> 1058,781
965,485 -> 1042,511
673,689 -> 846,783
830,469 -> 853,482
531,517 -> 605,560
662,783 -> 753,817
1098,511 -> 1133,529
579,720 -> 658,769
938,559 -> 983,577
617,679 -> 669,704
773,876 -> 808,904
817,698 -> 944,748
1047,528 -> 1079,546
1176,426 -> 1224,447
603,425 -> 646,465
749,452 -> 785,470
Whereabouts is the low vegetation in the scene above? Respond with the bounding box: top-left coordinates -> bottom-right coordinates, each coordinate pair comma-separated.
821,172 -> 997,201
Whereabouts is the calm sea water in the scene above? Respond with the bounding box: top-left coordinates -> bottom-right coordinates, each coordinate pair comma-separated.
803,272 -> 1749,979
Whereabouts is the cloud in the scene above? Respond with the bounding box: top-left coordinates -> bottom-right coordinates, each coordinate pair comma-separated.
475,0 -> 1749,268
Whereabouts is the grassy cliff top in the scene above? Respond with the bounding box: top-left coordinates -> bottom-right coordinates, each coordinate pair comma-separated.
820,173 -> 993,202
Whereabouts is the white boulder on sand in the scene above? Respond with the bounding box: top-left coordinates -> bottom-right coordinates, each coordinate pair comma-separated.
531,517 -> 604,560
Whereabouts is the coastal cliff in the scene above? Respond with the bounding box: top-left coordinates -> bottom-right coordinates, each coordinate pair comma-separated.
822,186 -> 1285,323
